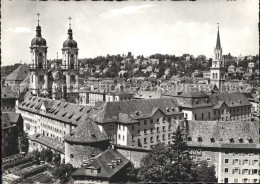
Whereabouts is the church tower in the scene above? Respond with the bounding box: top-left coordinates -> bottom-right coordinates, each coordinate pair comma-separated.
29,13 -> 48,96
210,24 -> 225,91
61,17 -> 79,103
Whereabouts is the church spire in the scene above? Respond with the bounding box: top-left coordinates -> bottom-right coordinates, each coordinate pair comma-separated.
68,17 -> 73,39
36,13 -> 42,37
216,23 -> 221,49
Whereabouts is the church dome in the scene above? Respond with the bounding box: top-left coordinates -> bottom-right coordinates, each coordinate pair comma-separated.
31,25 -> 47,47
31,37 -> 47,47
63,28 -> 77,49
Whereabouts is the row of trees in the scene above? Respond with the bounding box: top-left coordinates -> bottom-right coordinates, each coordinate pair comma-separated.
126,126 -> 217,183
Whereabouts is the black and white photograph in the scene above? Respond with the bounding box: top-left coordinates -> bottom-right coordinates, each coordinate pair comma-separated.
1,0 -> 259,183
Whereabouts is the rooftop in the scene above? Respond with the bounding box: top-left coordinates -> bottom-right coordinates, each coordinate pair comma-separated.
5,65 -> 29,82
71,149 -> 130,179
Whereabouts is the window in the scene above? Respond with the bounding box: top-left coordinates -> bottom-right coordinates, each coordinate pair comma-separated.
144,129 -> 147,134
150,137 -> 153,142
157,127 -> 160,132
244,159 -> 249,165
168,125 -> 171,130
243,169 -> 249,174
208,112 -> 210,118
70,154 -> 74,161
150,119 -> 153,124
198,137 -> 202,142
225,168 -> 228,173
168,134 -> 171,138
162,134 -> 165,140
118,134 -> 121,140
157,136 -> 159,140
225,159 -> 229,163
144,120 -> 147,125
239,138 -> 243,143
230,138 -> 234,143
123,126 -> 125,131
195,114 -> 197,120
253,169 -> 258,174
233,169 -> 239,174
132,126 -> 134,131
123,135 -> 125,141
187,137 -> 192,141
202,113 -> 204,119
168,117 -> 171,122
118,125 -> 121,130
163,126 -> 165,131
157,118 -> 159,123
210,137 -> 215,143
138,130 -> 140,135
150,128 -> 153,133
234,178 -> 238,183
224,178 -> 228,183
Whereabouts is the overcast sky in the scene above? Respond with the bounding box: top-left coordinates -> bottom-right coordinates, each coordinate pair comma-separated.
2,0 -> 258,66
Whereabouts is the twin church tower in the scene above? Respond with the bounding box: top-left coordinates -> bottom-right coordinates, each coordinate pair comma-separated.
29,14 -> 79,103
29,14 -> 225,102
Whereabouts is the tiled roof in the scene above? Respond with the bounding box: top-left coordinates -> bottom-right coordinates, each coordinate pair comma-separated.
179,91 -> 209,98
5,65 -> 29,82
209,93 -> 251,107
71,149 -> 130,179
18,94 -> 93,126
29,133 -> 65,153
89,98 -> 182,124
134,91 -> 162,99
186,120 -> 259,148
64,118 -> 109,143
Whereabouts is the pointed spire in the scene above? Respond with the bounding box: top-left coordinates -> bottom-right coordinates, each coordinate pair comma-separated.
37,13 -> 40,26
216,23 -> 221,49
68,17 -> 73,39
36,13 -> 42,37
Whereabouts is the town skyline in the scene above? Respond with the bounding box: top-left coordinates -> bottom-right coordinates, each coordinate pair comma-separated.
2,0 -> 258,66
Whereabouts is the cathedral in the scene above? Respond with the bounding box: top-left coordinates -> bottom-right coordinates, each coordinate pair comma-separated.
210,24 -> 225,90
29,15 -> 79,103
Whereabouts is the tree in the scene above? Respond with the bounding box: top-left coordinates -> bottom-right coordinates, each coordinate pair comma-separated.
18,134 -> 29,153
138,126 -> 194,182
51,163 -> 76,183
194,160 -> 217,182
40,148 -> 53,162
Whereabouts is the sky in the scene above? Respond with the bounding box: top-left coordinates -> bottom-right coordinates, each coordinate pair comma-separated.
2,0 -> 259,66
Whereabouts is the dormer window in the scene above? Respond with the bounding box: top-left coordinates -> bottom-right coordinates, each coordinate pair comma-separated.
230,138 -> 234,143
195,100 -> 199,104
248,138 -> 253,143
239,138 -> 243,143
198,137 -> 202,142
210,137 -> 215,143
135,111 -> 139,116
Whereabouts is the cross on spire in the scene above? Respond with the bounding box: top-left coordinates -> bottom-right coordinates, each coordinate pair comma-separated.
68,17 -> 72,29
37,13 -> 40,26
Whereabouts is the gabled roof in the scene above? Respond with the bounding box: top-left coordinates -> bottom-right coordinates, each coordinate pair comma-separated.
187,120 -> 259,148
89,98 -> 182,124
18,94 -> 93,126
71,149 -> 130,179
64,118 -> 109,144
179,91 -> 208,98
209,93 -> 251,107
5,65 -> 29,82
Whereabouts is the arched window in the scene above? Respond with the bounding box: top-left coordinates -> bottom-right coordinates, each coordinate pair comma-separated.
248,138 -> 253,143
239,138 -> 243,143
210,137 -> 215,143
230,138 -> 234,143
38,62 -> 43,68
187,137 -> 192,141
198,137 -> 202,142
70,63 -> 74,69
212,73 -> 215,79
216,73 -> 218,79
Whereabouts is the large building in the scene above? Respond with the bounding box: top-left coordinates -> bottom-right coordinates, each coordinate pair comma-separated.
186,120 -> 260,183
29,15 -> 79,103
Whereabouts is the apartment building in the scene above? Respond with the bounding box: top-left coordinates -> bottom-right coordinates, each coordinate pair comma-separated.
89,98 -> 184,149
